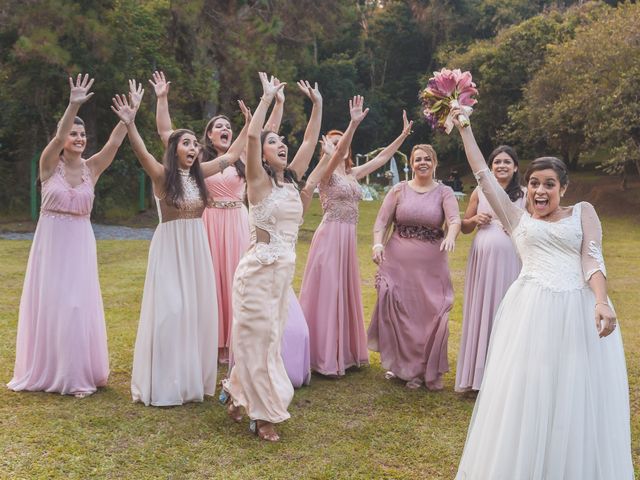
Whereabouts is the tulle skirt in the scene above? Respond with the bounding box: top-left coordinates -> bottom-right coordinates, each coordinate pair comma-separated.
456,278 -> 633,479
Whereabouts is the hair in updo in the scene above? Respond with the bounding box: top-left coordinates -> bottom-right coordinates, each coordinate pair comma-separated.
260,130 -> 304,190
524,157 -> 569,187
487,145 -> 523,202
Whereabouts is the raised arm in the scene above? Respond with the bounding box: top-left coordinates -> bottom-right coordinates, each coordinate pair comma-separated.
111,93 -> 165,189
372,184 -> 400,265
287,81 -> 323,179
322,95 -> 370,181
264,78 -> 285,133
246,73 -> 285,202
39,74 -> 95,182
149,71 -> 173,147
300,135 -> 335,212
440,186 -> 462,252
454,113 -> 523,234
352,110 -> 412,180
202,100 -> 251,177
87,79 -> 144,180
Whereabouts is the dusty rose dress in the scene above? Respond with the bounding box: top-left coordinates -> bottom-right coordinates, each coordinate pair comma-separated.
299,173 -> 369,376
222,182 -> 302,423
455,188 -> 525,392
202,165 -> 249,362
8,160 -> 109,395
368,182 -> 460,386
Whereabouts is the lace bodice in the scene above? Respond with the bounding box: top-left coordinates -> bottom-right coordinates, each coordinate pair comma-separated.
474,169 -> 606,291
40,160 -> 94,219
156,170 -> 205,223
250,183 -> 303,265
319,173 -> 362,224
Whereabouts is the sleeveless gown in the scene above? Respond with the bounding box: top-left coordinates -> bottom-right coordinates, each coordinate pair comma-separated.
8,160 -> 109,395
456,188 -> 525,392
368,182 -> 460,386
456,169 -> 633,479
299,173 -> 369,376
223,182 -> 302,423
204,165 -> 310,386
131,170 -> 218,406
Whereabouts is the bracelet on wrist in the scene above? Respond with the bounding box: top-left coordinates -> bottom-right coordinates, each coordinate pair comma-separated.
372,243 -> 384,251
595,301 -> 609,308
260,96 -> 272,105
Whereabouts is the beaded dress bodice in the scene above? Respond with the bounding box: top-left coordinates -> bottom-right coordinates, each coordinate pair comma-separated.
40,160 -> 94,219
156,170 -> 205,223
319,173 -> 362,224
250,183 -> 303,265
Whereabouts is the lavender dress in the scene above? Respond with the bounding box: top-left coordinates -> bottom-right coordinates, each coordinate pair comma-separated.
455,188 -> 525,392
368,182 -> 460,386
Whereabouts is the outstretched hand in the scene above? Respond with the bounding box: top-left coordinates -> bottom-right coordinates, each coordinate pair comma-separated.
297,80 -> 322,105
319,134 -> 336,158
111,94 -> 137,126
149,71 -> 170,98
401,110 -> 413,137
349,95 -> 369,125
238,99 -> 252,124
129,79 -> 145,109
68,74 -> 95,105
259,72 -> 286,101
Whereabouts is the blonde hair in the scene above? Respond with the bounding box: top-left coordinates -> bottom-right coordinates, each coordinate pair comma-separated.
410,144 -> 438,178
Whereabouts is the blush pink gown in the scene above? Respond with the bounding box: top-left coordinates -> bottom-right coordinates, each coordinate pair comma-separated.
204,165 -> 310,386
368,182 -> 460,386
8,160 -> 109,395
455,188 -> 525,392
299,173 -> 369,376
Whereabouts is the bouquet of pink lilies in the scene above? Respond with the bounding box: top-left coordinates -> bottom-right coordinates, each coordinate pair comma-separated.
420,68 -> 478,134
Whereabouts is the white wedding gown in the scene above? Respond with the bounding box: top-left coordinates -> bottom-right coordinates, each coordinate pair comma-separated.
456,169 -> 634,479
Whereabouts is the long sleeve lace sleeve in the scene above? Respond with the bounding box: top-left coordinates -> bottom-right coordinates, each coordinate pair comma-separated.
580,201 -> 607,281
474,169 -> 524,234
373,184 -> 400,243
441,186 -> 461,226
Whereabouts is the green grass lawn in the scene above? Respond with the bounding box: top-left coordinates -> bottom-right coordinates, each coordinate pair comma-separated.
1,199 -> 638,479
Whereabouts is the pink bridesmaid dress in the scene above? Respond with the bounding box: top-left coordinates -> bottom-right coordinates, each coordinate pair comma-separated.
8,160 -> 109,395
299,173 -> 369,376
202,165 -> 249,362
455,188 -> 525,392
368,182 -> 460,388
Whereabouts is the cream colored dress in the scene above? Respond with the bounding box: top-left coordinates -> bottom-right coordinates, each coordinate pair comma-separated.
223,182 -> 302,423
131,170 -> 218,406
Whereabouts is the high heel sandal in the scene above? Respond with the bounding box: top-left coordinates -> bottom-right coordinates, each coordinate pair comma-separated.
219,387 -> 244,423
249,420 -> 280,442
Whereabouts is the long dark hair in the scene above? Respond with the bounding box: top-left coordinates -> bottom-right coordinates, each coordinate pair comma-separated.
163,129 -> 209,207
524,156 -> 569,187
260,130 -> 304,190
201,114 -> 245,180
487,145 -> 524,202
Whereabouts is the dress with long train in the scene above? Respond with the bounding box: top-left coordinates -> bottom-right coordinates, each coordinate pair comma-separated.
131,170 -> 218,406
223,182 -> 302,422
455,187 -> 525,392
8,160 -> 109,395
456,169 -> 633,479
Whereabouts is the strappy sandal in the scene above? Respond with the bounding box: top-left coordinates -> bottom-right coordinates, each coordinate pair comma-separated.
219,388 -> 244,422
249,420 -> 280,442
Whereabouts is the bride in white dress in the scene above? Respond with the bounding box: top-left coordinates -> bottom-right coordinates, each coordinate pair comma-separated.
452,110 -> 634,479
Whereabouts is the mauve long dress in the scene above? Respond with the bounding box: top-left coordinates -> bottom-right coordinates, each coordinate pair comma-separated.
8,160 -> 109,395
368,181 -> 460,386
299,173 -> 369,376
455,187 -> 525,392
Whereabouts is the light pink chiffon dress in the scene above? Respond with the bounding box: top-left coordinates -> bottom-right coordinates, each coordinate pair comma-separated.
299,173 -> 369,376
204,165 -> 311,386
455,188 -> 525,392
368,182 -> 460,387
202,165 -> 249,362
8,160 -> 109,395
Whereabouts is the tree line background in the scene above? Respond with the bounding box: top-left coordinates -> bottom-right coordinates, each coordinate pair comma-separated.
0,0 -> 638,219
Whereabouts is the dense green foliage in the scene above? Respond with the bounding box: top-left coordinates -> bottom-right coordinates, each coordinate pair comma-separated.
0,0 -> 638,218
